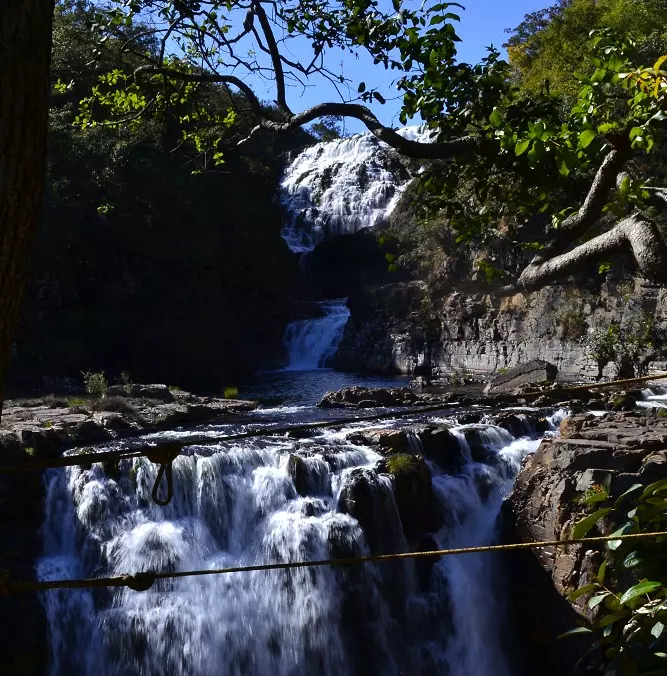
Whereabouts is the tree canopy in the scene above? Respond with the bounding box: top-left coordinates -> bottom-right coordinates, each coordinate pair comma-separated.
68,0 -> 667,295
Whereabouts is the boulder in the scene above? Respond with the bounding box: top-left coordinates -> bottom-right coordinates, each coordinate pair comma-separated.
484,360 -> 558,394
418,427 -> 467,474
129,384 -> 174,402
338,467 -> 406,554
384,454 -> 436,540
345,428 -> 409,454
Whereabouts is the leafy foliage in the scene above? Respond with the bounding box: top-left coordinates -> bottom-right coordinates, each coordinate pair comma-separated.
564,477 -> 667,674
82,370 -> 109,396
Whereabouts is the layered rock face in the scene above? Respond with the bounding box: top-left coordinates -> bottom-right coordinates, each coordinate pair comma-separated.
502,409 -> 667,675
333,279 -> 667,380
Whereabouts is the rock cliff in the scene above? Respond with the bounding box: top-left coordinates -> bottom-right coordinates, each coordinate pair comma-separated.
501,409 -> 667,675
333,279 -> 667,380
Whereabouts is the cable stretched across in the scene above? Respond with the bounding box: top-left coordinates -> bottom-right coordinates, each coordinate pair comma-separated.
4,530 -> 666,596
1,371 -> 666,478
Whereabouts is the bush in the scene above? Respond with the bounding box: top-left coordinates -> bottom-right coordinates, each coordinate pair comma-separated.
82,371 -> 108,396
67,396 -> 87,407
223,386 -> 239,399
89,396 -> 136,416
168,385 -> 183,392
563,477 -> 667,674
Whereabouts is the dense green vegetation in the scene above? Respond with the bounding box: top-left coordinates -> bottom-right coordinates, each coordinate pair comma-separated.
566,477 -> 667,675
505,0 -> 667,95
10,2 -> 311,392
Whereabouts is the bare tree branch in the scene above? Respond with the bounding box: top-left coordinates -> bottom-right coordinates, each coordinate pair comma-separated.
496,215 -> 667,296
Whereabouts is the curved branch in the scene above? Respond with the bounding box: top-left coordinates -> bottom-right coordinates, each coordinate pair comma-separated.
497,215 -> 667,296
538,147 -> 630,260
133,65 -> 482,159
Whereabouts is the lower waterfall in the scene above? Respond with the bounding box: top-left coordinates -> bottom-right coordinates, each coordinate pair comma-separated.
282,300 -> 350,371
37,406 -> 567,676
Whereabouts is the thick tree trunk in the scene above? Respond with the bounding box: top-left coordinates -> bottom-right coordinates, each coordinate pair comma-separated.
0,0 -> 55,419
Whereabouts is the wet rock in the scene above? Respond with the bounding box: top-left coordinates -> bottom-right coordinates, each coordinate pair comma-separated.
338,467 -> 405,554
496,414 -> 529,438
606,393 -> 636,411
357,399 -> 380,408
288,454 -> 309,497
457,412 -> 483,425
418,427 -> 467,474
484,360 -> 558,394
129,384 -> 174,402
69,420 -> 112,445
384,454 -> 435,540
345,428 -> 409,454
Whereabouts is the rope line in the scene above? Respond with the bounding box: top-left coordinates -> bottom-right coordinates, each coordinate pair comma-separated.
5,530 -> 667,596
0,402 -> 463,476
3,370 -> 667,477
0,372 -> 664,507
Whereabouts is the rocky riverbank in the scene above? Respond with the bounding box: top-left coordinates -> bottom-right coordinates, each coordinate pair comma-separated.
502,408 -> 667,675
0,385 -> 257,456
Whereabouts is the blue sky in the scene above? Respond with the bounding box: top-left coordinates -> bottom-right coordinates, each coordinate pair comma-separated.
251,0 -> 552,132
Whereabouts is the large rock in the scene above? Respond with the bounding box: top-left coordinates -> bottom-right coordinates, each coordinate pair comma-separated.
484,360 -> 558,394
384,454 -> 436,540
502,409 -> 667,676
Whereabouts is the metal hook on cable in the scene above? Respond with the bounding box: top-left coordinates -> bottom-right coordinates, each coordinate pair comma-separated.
145,442 -> 182,507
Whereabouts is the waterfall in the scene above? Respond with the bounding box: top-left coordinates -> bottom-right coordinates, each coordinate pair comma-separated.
38,409 -> 565,675
638,386 -> 667,409
280,127 -> 429,252
282,300 -> 350,370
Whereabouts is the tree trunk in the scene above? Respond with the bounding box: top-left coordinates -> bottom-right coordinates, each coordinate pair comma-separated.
0,0 -> 55,419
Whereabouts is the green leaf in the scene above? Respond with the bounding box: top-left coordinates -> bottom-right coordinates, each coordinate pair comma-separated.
640,478 -> 667,500
579,129 -> 598,148
515,139 -> 531,156
652,621 -> 665,639
619,580 -> 663,606
623,551 -> 642,569
589,592 -> 610,609
557,627 -> 593,640
597,559 -> 608,584
568,583 -> 600,601
619,175 -> 631,196
571,508 -> 613,539
614,484 -> 643,507
385,253 -> 396,262
489,108 -> 503,128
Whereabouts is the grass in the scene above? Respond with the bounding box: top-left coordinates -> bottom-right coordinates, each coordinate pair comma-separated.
223,386 -> 239,399
386,453 -> 419,475
168,385 -> 183,392
67,396 -> 87,407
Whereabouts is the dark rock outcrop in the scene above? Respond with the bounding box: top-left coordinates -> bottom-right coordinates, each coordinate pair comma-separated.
503,409 -> 667,676
318,385 -> 452,409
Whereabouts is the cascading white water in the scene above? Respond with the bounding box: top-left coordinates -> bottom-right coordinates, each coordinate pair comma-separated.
280,127 -> 430,252
638,386 -> 667,409
282,300 -> 350,371
38,407 -> 568,676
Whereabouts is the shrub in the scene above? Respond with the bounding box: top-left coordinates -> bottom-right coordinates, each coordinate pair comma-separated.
223,386 -> 239,399
90,396 -> 136,415
119,371 -> 133,395
67,396 -> 87,407
168,385 -> 183,392
82,371 -> 108,396
563,477 -> 667,674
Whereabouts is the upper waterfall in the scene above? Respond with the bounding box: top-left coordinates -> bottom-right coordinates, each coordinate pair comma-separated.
280,126 -> 430,252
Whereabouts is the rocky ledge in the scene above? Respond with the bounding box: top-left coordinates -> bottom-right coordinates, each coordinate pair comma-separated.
0,385 -> 256,458
503,408 -> 667,676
